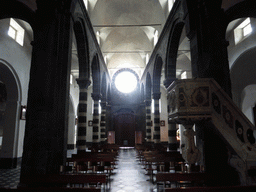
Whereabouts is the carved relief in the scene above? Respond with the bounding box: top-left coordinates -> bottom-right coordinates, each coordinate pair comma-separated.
212,92 -> 221,114
167,90 -> 176,113
182,125 -> 201,164
178,87 -> 186,108
223,105 -> 233,129
191,87 -> 209,107
235,120 -> 245,143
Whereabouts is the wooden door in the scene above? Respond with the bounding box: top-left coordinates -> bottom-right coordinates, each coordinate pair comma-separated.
114,112 -> 135,146
135,131 -> 142,144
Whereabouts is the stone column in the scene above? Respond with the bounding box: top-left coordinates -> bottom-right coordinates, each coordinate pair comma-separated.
168,123 -> 177,151
100,99 -> 107,144
153,92 -> 161,144
20,0 -> 72,183
184,0 -> 232,97
165,78 -> 177,151
76,78 -> 91,153
91,93 -> 101,148
145,99 -> 152,143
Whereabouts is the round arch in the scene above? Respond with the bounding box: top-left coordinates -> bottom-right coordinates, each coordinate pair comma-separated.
153,55 -> 163,93
165,20 -> 185,86
0,0 -> 35,28
73,19 -> 90,79
230,46 -> 256,108
0,60 -> 22,167
91,54 -> 101,94
225,0 -> 256,22
101,72 -> 107,99
141,83 -> 145,102
146,72 -> 152,100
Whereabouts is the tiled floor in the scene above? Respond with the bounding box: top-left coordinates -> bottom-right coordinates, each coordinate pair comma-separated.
0,148 -> 157,191
109,148 -> 156,192
0,165 -> 20,188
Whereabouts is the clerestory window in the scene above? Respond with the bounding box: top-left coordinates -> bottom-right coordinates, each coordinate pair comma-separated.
8,18 -> 25,46
234,18 -> 252,45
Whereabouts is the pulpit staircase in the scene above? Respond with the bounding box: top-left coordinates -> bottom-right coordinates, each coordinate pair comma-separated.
167,78 -> 256,185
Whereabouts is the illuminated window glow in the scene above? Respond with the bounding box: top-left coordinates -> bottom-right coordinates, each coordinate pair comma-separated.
114,71 -> 138,93
8,18 -> 24,46
234,18 -> 252,45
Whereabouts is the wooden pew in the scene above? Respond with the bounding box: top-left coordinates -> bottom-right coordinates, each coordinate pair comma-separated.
164,185 -> 256,192
143,154 -> 185,182
21,174 -> 107,191
155,172 -> 213,189
0,187 -> 101,192
66,156 -> 115,174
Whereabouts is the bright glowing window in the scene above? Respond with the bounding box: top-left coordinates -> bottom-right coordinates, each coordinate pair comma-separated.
243,23 -> 252,36
114,71 -> 138,93
8,18 -> 25,46
234,18 -> 252,45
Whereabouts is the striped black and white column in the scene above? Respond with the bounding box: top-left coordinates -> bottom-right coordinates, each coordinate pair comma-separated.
91,93 -> 101,147
153,93 -> 161,144
100,100 -> 107,144
168,123 -> 177,151
76,78 -> 91,153
145,99 -> 152,143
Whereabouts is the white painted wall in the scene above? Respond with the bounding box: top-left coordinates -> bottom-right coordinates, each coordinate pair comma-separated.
0,18 -> 32,158
227,17 -> 256,122
227,18 -> 256,69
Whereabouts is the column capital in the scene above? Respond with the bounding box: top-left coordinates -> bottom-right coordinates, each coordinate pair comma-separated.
100,101 -> 107,108
91,93 -> 102,101
76,78 -> 91,89
153,92 -> 161,100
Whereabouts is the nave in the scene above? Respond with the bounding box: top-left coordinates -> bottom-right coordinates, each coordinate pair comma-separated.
0,148 -> 156,192
109,148 -> 155,192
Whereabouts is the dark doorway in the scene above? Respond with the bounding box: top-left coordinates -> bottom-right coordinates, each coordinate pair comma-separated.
114,110 -> 135,147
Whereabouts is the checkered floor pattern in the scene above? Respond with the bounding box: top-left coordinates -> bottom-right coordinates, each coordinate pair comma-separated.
0,150 -> 77,189
0,166 -> 20,188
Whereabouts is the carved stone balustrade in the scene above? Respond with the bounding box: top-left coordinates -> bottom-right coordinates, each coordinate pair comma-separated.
167,78 -> 256,185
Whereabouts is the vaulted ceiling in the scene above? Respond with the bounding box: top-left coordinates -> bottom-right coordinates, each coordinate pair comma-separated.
16,0 -> 246,82
88,0 -> 169,78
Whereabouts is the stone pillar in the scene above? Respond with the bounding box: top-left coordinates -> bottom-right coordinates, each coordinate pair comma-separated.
168,123 -> 177,151
100,99 -> 107,144
165,78 -> 177,151
91,93 -> 101,148
145,99 -> 152,143
184,0 -> 232,97
76,78 -> 91,153
153,92 -> 161,144
20,0 -> 72,183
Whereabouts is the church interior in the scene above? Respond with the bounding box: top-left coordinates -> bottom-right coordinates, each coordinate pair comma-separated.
0,0 -> 256,191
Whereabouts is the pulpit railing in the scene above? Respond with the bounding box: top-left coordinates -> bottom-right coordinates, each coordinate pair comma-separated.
167,78 -> 256,185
